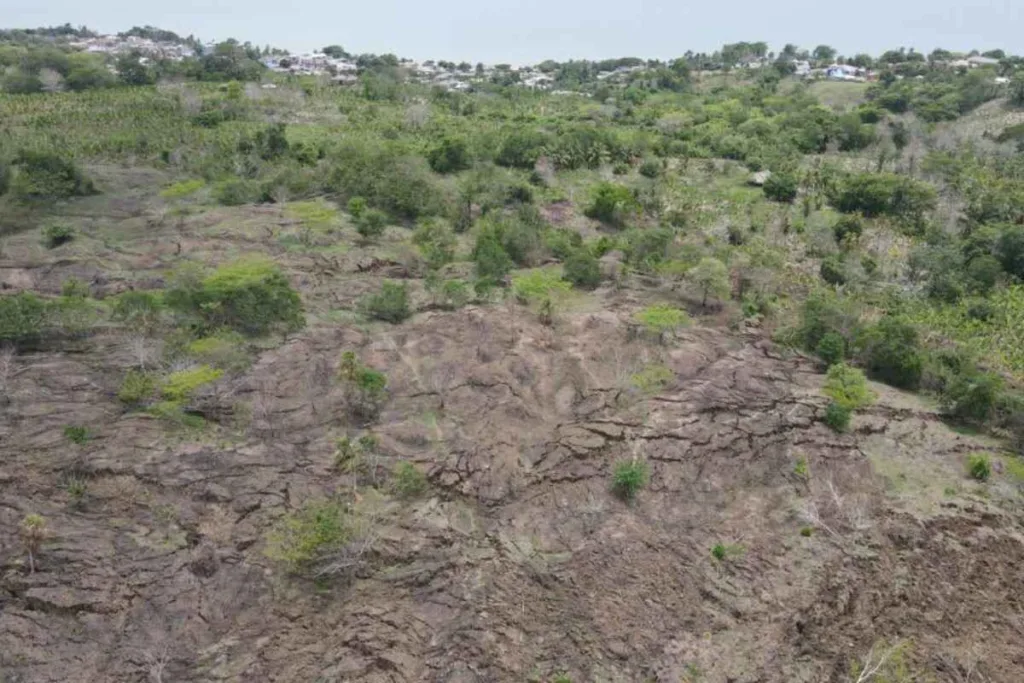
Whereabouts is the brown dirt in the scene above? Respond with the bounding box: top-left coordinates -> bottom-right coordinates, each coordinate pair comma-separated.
3,192 -> 1024,683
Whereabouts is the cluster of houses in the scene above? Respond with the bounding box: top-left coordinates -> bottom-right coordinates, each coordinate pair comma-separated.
67,34 -> 197,61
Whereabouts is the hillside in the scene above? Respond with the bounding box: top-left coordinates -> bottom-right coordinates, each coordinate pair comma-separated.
2,36 -> 1024,683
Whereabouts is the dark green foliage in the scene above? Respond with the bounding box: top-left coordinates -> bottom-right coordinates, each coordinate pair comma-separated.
63,425 -> 91,445
2,69 -> 43,94
611,460 -> 648,501
251,123 -> 290,161
815,332 -> 846,367
711,544 -> 727,561
965,255 -> 1002,294
835,113 -> 877,151
115,51 -> 154,86
214,178 -> 262,206
563,249 -> 601,289
763,172 -> 799,203
859,317 -> 923,390
966,453 -> 991,481
638,159 -> 661,178
833,172 -> 936,225
0,292 -> 46,345
10,150 -> 95,200
796,289 -> 860,352
584,182 -> 639,228
167,258 -> 304,336
544,228 -> 584,260
940,369 -> 1003,424
363,281 -> 411,323
41,224 -> 74,248
355,208 -> 388,239
823,401 -> 851,432
833,215 -> 864,244
819,254 -> 847,286
392,462 -> 428,499
495,129 -> 551,169
997,225 -> 1024,279
327,141 -> 445,220
427,137 -> 472,174
473,229 -> 514,286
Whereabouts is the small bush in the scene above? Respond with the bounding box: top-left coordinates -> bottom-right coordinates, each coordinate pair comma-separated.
859,317 -> 923,390
638,159 -> 661,178
347,196 -> 367,218
427,136 -> 472,174
711,543 -> 727,561
42,224 -> 74,249
815,331 -> 846,367
584,183 -> 640,228
187,333 -> 250,372
264,499 -> 350,573
472,230 -> 514,286
10,150 -> 96,200
820,254 -> 847,286
940,370 -> 1003,424
213,178 -> 262,206
631,363 -> 674,393
563,249 -> 602,290
363,281 -> 411,323
800,526 -> 813,537
832,215 -> 864,244
0,292 -> 47,345
611,460 -> 649,501
355,208 -> 389,239
823,401 -> 852,432
545,228 -> 584,260
160,179 -> 205,199
413,219 -> 457,269
763,172 -> 799,203
63,425 -> 91,445
162,365 -> 224,402
635,304 -> 690,336
339,352 -> 389,419
167,258 -> 305,336
966,453 -> 991,481
513,268 -> 571,304
392,462 -> 428,499
118,370 -> 157,406
823,363 -> 874,410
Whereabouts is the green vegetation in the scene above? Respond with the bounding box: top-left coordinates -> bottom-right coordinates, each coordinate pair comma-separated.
117,370 -> 157,406
824,401 -> 852,432
966,453 -> 992,482
635,304 -> 690,337
823,363 -> 874,410
392,461 -> 428,499
41,224 -> 74,248
339,351 -> 389,419
264,499 -> 350,573
611,459 -> 649,501
167,258 -> 304,336
161,365 -> 223,402
62,425 -> 90,444
631,363 -> 675,393
562,249 -> 601,290
363,281 -> 411,323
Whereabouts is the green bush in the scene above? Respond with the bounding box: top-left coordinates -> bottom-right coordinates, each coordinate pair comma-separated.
162,365 -> 224,402
213,178 -> 261,206
795,288 -> 861,352
763,171 -> 799,203
823,363 -> 874,410
819,254 -> 847,286
339,352 -> 389,419
833,172 -> 936,226
0,292 -> 47,345
427,136 -> 472,174
167,258 -> 304,336
495,129 -> 551,169
966,453 -> 991,481
327,141 -> 446,219
63,425 -> 91,445
413,219 -> 457,269
42,224 -> 75,249
823,401 -> 852,432
264,499 -> 350,573
347,196 -> 368,218
187,333 -> 250,372
544,228 -> 584,260
940,369 -> 1003,424
859,317 -> 923,390
362,281 -> 411,323
512,268 -> 572,304
563,249 -> 601,289
9,150 -> 96,200
635,304 -> 690,336
355,208 -> 388,239
472,229 -> 514,285
638,159 -> 661,178
392,461 -> 428,499
584,183 -> 640,228
832,215 -> 864,244
611,460 -> 649,501
118,370 -> 157,406
631,364 -> 674,393
112,291 -> 163,331
815,331 -> 846,367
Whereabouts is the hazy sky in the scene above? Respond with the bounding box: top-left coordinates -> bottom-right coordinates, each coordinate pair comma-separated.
2,0 -> 1021,63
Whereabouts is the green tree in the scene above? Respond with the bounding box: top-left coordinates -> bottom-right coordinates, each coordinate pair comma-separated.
2,69 -> 43,94
115,50 -> 154,86
859,317 -> 923,390
427,137 -> 472,174
812,45 -> 837,63
584,183 -> 640,228
763,172 -> 798,203
363,281 -> 411,323
563,249 -> 601,289
689,257 -> 730,308
823,363 -> 874,410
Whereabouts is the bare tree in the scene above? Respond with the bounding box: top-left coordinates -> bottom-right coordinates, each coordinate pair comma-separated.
852,641 -> 901,683
144,645 -> 170,683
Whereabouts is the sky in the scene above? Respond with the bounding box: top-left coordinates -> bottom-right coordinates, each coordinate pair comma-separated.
2,0 -> 1021,64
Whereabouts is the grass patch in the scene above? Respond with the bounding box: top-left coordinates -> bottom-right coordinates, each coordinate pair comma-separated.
160,178 -> 206,199
634,304 -> 690,336
512,267 -> 572,305
611,459 -> 649,501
